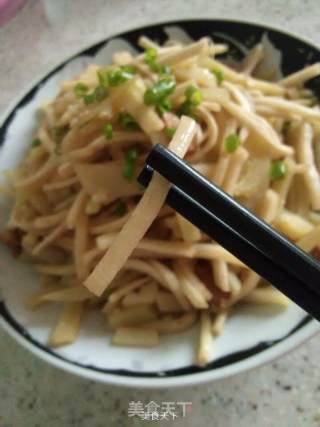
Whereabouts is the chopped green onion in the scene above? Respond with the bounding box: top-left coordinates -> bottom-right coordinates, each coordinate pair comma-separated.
97,66 -> 135,88
144,78 -> 175,117
120,65 -> 137,74
177,85 -> 203,117
122,162 -> 134,180
108,68 -> 135,86
225,134 -> 241,153
147,61 -> 160,72
177,101 -> 193,117
144,48 -> 157,64
123,148 -> 138,180
270,160 -> 288,181
185,86 -> 195,99
144,78 -> 176,106
31,138 -> 41,148
119,113 -> 140,131
160,97 -> 172,110
211,67 -> 224,85
157,97 -> 172,116
74,82 -> 89,98
115,200 -> 127,216
165,127 -> 176,139
83,93 -> 96,104
94,85 -> 108,101
103,123 -> 113,140
81,85 -> 107,105
144,89 -> 157,105
144,48 -> 171,75
150,62 -> 171,75
185,85 -> 203,106
97,70 -> 109,87
125,148 -> 138,163
177,100 -> 193,117
106,70 -> 126,86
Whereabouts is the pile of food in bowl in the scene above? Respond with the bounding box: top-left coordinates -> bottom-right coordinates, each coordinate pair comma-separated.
1,21 -> 320,386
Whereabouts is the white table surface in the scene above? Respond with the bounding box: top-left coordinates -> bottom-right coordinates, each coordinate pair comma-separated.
0,1 -> 320,426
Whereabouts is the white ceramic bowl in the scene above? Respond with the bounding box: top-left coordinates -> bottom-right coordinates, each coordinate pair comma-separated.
1,19 -> 319,388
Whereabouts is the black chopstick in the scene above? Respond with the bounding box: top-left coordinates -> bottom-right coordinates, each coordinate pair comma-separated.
145,144 -> 320,294
139,166 -> 320,320
138,148 -> 320,321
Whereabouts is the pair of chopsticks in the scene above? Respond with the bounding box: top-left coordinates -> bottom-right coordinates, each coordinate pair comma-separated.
138,144 -> 320,321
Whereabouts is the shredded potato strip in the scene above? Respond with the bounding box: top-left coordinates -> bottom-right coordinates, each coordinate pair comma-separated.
15,158 -> 57,189
66,191 -> 88,229
220,100 -> 293,158
120,258 -> 189,309
294,123 -> 320,209
84,116 -> 197,296
279,63 -> 320,87
104,277 -> 149,310
227,188 -> 280,306
48,302 -> 83,347
96,234 -> 245,265
241,44 -> 263,75
242,286 -> 290,306
74,196 -> 89,280
36,286 -> 93,303
174,259 -> 212,309
32,222 -> 66,255
197,311 -> 212,366
254,96 -> 320,122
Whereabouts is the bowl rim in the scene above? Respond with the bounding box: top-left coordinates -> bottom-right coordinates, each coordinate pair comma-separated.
1,17 -> 320,388
1,313 -> 319,388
